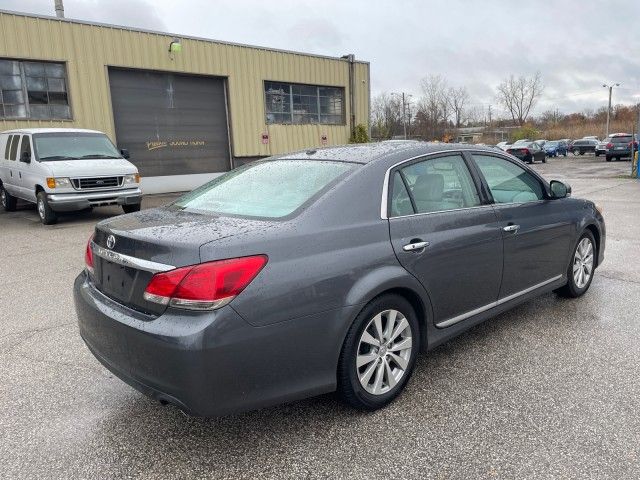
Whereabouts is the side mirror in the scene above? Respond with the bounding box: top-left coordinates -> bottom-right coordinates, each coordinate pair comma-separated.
120,148 -> 130,159
20,151 -> 31,163
550,180 -> 571,198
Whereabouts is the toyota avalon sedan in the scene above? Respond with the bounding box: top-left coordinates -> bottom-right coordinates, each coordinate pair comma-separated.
74,142 -> 605,416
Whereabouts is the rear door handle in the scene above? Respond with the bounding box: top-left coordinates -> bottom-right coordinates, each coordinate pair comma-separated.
502,224 -> 520,233
403,241 -> 430,252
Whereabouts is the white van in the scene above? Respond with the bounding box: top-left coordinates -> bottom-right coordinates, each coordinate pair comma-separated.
0,128 -> 141,224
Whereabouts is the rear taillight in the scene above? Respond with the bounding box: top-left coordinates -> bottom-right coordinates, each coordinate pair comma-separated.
143,255 -> 268,311
85,234 -> 94,274
522,148 -> 530,155
606,143 -> 613,149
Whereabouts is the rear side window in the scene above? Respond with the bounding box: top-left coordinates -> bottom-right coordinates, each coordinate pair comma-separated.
3,135 -> 12,160
473,154 -> 544,204
9,134 -> 20,160
19,135 -> 31,161
390,172 -> 414,217
611,136 -> 632,144
174,159 -> 356,219
390,154 -> 481,216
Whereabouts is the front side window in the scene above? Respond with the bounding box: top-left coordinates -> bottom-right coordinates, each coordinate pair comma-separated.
0,59 -> 71,120
390,154 -> 481,216
174,159 -> 355,218
33,133 -> 121,161
473,154 -> 544,204
265,81 -> 344,125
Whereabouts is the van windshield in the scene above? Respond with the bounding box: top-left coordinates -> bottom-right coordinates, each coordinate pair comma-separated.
173,159 -> 356,219
33,133 -> 122,161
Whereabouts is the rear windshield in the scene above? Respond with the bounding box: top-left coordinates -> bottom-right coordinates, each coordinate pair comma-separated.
173,159 -> 356,219
33,132 -> 122,161
611,136 -> 632,143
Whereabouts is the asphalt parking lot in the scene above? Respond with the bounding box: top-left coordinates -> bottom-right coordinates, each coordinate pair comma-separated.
1,154 -> 639,479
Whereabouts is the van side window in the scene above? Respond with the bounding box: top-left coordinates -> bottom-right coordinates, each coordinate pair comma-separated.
9,135 -> 19,161
19,136 -> 31,161
4,135 -> 13,160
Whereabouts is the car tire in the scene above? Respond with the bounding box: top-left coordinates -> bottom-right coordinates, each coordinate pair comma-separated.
36,191 -> 57,225
563,152 -> 567,157
605,156 -> 612,162
555,230 -> 596,298
542,156 -> 547,163
595,152 -> 600,157
337,294 -> 420,411
122,203 -> 141,214
1,184 -> 17,212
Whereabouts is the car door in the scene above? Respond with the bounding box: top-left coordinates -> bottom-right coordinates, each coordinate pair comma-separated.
3,134 -> 21,196
387,152 -> 503,327
17,135 -> 37,202
531,142 -> 544,162
470,153 -> 573,299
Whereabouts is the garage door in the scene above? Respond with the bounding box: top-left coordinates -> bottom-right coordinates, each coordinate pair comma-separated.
108,68 -> 230,178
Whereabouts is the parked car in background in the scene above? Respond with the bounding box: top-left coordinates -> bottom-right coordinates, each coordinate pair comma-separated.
595,137 -> 610,157
74,142 -> 605,416
535,139 -> 548,147
507,141 -> 546,163
583,136 -> 599,140
0,128 -> 141,224
544,141 -> 568,157
496,141 -> 511,151
570,139 -> 598,155
605,133 -> 638,162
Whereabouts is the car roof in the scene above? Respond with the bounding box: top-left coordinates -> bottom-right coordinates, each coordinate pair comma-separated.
0,128 -> 104,135
276,141 -> 502,164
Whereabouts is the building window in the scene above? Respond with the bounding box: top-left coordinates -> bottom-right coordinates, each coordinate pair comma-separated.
0,59 -> 71,120
265,81 -> 344,125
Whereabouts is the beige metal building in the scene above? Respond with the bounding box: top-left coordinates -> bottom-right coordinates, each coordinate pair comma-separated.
0,10 -> 370,192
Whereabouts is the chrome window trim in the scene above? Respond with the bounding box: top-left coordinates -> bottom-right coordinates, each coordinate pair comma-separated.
91,242 -> 175,273
380,149 -> 551,219
388,204 -> 494,220
435,274 -> 563,328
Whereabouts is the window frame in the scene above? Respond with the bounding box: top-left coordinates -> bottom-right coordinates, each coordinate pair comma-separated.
263,80 -> 345,126
465,151 -> 552,205
384,151 -> 489,219
0,58 -> 72,121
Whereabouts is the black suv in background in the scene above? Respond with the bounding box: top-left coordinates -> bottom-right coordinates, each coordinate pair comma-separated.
605,133 -> 637,162
570,139 -> 598,155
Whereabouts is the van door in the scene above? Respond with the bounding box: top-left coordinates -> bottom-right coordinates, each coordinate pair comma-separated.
3,135 -> 21,196
17,135 -> 37,202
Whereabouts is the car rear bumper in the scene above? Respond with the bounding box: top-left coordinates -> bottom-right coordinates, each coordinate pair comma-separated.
74,272 -> 350,416
48,188 -> 142,211
606,148 -> 631,157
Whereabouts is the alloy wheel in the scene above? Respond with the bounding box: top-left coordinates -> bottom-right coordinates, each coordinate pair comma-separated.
1,189 -> 5,207
573,237 -> 594,289
356,309 -> 413,395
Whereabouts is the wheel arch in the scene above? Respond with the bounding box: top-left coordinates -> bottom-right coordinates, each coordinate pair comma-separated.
35,184 -> 45,194
584,223 -> 601,267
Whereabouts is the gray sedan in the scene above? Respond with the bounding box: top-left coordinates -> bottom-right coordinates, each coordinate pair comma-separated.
74,142 -> 605,416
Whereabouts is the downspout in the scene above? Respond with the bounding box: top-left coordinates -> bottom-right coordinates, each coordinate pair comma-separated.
343,54 -> 356,139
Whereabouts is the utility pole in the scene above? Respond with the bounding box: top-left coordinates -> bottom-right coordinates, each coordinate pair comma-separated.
603,83 -> 620,137
391,92 -> 412,139
54,0 -> 65,18
487,104 -> 492,125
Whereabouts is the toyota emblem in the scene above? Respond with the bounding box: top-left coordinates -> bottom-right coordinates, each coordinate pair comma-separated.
106,235 -> 116,249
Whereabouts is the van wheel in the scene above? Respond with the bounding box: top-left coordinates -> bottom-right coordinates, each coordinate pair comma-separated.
37,191 -> 57,225
122,203 -> 141,214
555,230 -> 596,298
1,185 -> 17,212
337,294 -> 420,411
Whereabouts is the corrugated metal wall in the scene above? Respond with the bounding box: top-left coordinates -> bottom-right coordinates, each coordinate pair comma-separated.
0,11 -> 370,158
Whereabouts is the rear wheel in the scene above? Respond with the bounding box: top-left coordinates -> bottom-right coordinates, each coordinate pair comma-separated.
36,191 -> 57,225
338,294 -> 420,411
605,155 -> 612,162
1,184 -> 17,212
555,231 -> 596,298
122,203 -> 141,214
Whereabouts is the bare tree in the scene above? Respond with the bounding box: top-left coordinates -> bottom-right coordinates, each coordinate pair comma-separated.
370,92 -> 402,139
448,86 -> 469,128
416,75 -> 450,139
496,72 -> 544,125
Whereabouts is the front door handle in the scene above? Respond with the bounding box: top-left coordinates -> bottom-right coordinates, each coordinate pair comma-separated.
502,224 -> 520,233
403,241 -> 430,252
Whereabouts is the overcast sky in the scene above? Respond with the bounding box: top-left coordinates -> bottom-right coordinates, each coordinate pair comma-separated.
5,0 -> 640,118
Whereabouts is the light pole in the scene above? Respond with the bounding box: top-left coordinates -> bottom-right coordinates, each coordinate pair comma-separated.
602,83 -> 620,137
392,92 -> 412,139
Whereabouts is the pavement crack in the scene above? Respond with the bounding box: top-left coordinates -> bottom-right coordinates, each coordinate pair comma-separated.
596,274 -> 640,286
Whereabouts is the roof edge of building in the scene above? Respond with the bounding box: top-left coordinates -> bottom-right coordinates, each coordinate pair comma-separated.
0,9 -> 370,65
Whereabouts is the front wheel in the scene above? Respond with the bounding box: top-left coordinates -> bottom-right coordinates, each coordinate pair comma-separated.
573,149 -> 580,156
555,231 -> 596,298
1,185 -> 17,212
36,191 -> 57,225
338,294 -> 420,411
